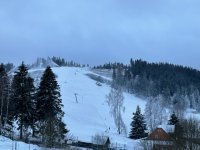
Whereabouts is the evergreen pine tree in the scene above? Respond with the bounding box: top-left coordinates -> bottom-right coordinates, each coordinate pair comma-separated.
168,112 -> 184,148
11,62 -> 35,139
174,122 -> 184,148
168,112 -> 179,125
129,106 -> 147,139
0,64 -> 10,134
26,76 -> 37,137
36,66 -> 68,147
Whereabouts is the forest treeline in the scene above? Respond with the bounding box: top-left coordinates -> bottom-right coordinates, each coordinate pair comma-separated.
95,59 -> 200,113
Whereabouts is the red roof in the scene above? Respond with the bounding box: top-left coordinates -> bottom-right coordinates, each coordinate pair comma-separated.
146,128 -> 174,141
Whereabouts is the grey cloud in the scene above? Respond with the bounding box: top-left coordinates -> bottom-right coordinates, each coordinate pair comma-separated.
0,0 -> 200,68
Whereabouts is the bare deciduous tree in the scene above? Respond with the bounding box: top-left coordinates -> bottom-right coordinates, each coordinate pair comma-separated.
106,87 -> 126,135
144,96 -> 167,132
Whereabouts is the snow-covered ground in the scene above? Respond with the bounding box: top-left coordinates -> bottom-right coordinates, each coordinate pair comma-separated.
3,66 -> 200,149
0,136 -> 41,150
2,66 -> 145,149
52,67 -> 146,149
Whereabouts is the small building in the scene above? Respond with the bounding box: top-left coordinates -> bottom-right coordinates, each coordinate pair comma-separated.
92,137 -> 111,150
70,137 -> 111,150
146,125 -> 175,150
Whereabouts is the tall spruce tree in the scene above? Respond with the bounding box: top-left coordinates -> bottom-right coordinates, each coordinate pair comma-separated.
36,66 -> 68,148
129,106 -> 146,139
26,76 -> 37,137
0,64 -> 10,134
168,113 -> 184,148
11,62 -> 35,139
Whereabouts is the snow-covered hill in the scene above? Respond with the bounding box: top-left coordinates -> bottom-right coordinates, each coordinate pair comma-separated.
3,66 -> 200,149
30,67 -> 146,149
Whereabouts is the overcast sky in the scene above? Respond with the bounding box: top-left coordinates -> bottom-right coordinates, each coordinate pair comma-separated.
0,0 -> 200,68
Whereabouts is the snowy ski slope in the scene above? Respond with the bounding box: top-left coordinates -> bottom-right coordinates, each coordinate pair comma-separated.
52,67 -> 146,149
2,66 -> 200,149
1,67 -> 147,150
